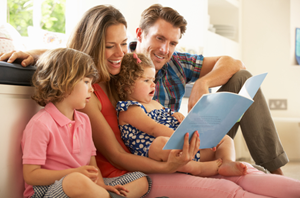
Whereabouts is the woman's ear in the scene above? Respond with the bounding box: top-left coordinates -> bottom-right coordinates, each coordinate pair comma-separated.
136,28 -> 143,42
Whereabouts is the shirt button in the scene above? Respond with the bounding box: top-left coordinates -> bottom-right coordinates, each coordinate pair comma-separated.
74,136 -> 76,139
69,123 -> 72,127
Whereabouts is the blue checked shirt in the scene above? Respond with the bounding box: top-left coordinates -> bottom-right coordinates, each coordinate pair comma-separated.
129,41 -> 204,112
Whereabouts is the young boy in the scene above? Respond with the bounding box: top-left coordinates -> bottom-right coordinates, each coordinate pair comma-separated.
22,48 -> 128,198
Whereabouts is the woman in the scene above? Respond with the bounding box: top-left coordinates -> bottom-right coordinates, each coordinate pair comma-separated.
1,5 -> 300,198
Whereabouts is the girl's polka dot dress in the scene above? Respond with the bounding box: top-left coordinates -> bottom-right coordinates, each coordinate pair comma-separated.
116,100 -> 200,161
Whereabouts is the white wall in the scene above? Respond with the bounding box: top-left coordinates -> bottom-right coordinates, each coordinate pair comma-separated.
65,0 -> 207,52
65,0 -> 158,38
241,0 -> 300,118
158,0 -> 207,52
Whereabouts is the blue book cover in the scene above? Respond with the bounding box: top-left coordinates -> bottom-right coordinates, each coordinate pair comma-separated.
163,72 -> 268,150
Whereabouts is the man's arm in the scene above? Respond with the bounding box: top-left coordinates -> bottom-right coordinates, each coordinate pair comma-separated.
188,56 -> 246,111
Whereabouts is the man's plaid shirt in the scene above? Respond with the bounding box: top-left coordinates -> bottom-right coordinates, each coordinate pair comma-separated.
154,51 -> 204,112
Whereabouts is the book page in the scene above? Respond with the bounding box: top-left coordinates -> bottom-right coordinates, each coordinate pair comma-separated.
239,73 -> 267,99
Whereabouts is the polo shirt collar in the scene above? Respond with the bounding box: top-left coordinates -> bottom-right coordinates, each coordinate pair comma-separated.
44,103 -> 83,127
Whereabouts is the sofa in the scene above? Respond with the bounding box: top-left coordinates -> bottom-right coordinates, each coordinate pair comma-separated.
0,61 -> 39,198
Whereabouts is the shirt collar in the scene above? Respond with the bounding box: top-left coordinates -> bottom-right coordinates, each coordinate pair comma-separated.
155,64 -> 168,82
44,103 -> 83,127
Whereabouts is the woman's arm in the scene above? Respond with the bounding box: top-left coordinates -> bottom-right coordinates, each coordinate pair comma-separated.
119,105 -> 174,137
0,49 -> 49,66
80,94 -> 199,174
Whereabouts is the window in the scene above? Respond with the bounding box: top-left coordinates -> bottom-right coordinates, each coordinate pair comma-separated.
7,0 -> 66,36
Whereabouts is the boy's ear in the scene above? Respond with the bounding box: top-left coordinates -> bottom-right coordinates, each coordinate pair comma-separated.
136,28 -> 143,42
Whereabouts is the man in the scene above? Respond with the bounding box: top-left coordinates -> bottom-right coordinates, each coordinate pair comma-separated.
130,4 -> 288,175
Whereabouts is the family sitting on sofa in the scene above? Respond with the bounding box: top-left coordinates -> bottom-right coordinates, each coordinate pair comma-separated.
1,3 -> 300,198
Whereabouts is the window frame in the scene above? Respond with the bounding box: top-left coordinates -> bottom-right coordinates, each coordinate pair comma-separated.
0,0 -> 7,25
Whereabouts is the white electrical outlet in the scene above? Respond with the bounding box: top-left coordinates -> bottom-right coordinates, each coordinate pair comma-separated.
269,99 -> 287,110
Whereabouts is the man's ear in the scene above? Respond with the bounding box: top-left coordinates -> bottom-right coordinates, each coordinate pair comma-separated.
136,27 -> 143,42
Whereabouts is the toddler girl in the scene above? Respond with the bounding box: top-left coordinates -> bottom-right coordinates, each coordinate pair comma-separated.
115,53 -> 247,177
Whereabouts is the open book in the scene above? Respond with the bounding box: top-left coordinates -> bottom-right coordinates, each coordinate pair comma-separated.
163,72 -> 268,150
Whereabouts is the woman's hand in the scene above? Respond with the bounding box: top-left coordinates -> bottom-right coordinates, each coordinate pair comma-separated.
0,50 -> 35,67
166,131 -> 200,172
104,185 -> 129,197
75,165 -> 99,183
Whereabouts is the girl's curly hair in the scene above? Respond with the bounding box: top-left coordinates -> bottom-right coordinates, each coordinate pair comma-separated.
32,48 -> 99,106
114,53 -> 154,101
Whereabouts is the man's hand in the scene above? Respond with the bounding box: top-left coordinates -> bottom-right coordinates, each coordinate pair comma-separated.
188,80 -> 210,112
187,56 -> 245,112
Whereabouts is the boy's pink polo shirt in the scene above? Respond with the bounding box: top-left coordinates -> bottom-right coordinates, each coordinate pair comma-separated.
21,102 -> 96,198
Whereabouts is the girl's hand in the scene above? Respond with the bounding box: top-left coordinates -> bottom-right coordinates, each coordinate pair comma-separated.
0,50 -> 35,67
75,165 -> 99,183
104,185 -> 129,197
171,112 -> 185,123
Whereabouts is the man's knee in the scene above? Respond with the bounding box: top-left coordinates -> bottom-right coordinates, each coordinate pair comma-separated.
219,69 -> 252,93
228,69 -> 252,85
232,69 -> 252,82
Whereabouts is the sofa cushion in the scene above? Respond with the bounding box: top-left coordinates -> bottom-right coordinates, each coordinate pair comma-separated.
0,61 -> 36,86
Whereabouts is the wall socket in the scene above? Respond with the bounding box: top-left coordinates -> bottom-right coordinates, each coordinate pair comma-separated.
269,99 -> 287,110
